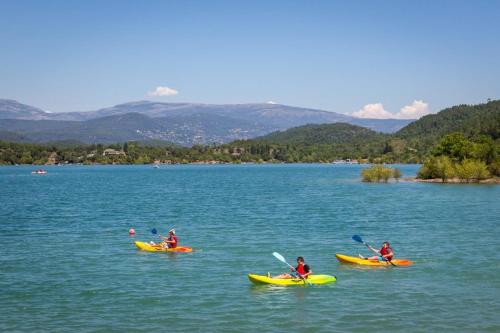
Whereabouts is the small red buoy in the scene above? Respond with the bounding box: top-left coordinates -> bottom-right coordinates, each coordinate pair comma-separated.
129,228 -> 135,236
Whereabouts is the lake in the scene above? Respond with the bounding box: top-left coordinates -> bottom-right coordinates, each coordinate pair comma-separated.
1,164 -> 499,332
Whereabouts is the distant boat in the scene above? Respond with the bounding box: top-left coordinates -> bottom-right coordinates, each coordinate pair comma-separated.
332,159 -> 359,164
31,169 -> 47,174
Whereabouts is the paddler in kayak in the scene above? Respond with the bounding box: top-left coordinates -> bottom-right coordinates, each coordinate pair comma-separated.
160,229 -> 178,249
271,256 -> 312,279
359,241 -> 394,262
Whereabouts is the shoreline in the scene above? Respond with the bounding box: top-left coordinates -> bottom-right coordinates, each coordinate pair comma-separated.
2,161 -> 375,166
406,177 -> 500,184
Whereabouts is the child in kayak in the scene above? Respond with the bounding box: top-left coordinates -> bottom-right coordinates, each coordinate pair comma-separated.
271,257 -> 312,279
359,241 -> 394,262
161,229 -> 178,249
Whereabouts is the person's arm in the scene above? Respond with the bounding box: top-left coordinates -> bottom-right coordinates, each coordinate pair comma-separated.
367,244 -> 380,255
161,236 -> 174,243
301,265 -> 312,278
382,249 -> 394,259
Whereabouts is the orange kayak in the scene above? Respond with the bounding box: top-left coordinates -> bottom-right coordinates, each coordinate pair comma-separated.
335,253 -> 413,266
135,241 -> 193,252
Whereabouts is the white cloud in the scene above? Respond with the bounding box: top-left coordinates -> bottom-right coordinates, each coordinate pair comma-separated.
352,100 -> 430,119
267,101 -> 277,104
352,103 -> 393,119
148,86 -> 179,97
398,100 -> 429,119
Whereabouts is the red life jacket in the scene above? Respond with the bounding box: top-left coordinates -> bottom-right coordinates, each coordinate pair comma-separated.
295,263 -> 310,277
168,235 -> 178,248
380,246 -> 393,260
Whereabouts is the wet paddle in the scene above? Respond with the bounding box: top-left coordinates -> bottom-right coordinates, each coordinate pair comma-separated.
151,228 -> 165,246
272,252 -> 311,285
351,235 -> 397,267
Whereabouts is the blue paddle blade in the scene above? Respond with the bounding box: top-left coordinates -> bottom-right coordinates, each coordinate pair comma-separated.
151,228 -> 157,235
352,235 -> 363,243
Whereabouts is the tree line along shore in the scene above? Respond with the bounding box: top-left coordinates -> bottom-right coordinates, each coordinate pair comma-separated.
1,132 -> 498,182
0,100 -> 499,183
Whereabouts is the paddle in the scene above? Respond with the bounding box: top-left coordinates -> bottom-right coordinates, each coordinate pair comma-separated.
152,228 -> 177,249
272,252 -> 312,285
351,235 -> 397,267
151,228 -> 165,246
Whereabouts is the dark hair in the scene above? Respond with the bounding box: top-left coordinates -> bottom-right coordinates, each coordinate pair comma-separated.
383,241 -> 390,246
297,256 -> 304,262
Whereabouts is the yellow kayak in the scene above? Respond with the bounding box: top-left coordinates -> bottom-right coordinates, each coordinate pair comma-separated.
335,253 -> 413,266
135,241 -> 193,253
248,274 -> 336,286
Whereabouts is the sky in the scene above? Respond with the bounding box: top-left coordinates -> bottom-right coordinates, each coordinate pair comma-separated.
1,0 -> 499,118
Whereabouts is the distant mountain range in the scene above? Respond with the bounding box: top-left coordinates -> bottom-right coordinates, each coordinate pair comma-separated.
1,99 -> 498,166
0,99 -> 413,146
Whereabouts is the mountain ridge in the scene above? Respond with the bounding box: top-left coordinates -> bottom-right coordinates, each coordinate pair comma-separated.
0,99 -> 413,145
1,100 -> 498,166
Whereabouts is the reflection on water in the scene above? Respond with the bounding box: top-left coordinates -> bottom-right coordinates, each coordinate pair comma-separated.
336,263 -> 391,271
249,284 -> 309,300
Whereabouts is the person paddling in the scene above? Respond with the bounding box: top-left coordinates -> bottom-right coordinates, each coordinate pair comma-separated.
359,241 -> 394,262
271,256 -> 312,279
161,229 -> 178,249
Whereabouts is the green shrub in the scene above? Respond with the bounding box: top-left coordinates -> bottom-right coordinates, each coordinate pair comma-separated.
417,156 -> 455,181
416,165 -> 431,179
455,159 -> 490,182
488,159 -> 500,177
361,165 -> 397,183
393,168 -> 402,181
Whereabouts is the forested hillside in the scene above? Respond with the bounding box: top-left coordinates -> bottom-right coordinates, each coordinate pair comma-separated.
395,100 -> 500,155
1,100 -> 498,166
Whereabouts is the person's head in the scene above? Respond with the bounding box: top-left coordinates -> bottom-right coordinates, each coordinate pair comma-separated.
297,256 -> 304,264
383,241 -> 390,248
169,229 -> 175,235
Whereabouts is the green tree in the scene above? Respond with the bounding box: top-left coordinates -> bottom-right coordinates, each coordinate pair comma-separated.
20,151 -> 33,164
432,133 -> 473,162
472,135 -> 497,164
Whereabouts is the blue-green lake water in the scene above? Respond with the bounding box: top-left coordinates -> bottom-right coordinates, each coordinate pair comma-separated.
1,164 -> 499,332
